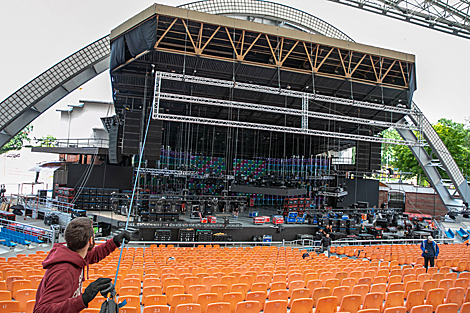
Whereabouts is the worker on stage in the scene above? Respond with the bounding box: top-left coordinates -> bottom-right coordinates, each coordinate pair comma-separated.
33,217 -> 130,313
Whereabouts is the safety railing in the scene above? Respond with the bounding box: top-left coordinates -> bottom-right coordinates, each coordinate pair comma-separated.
25,196 -> 75,214
43,138 -> 109,148
0,217 -> 54,243
331,238 -> 454,246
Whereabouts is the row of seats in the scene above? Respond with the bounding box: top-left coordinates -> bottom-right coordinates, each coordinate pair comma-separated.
0,227 -> 43,244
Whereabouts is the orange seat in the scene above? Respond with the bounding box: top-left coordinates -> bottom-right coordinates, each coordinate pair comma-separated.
312,287 -> 332,307
234,300 -> 258,313
425,288 -> 446,311
339,294 -> 362,313
315,296 -> 337,313
118,295 -> 140,312
290,298 -> 313,313
170,294 -> 194,313
409,305 -> 433,313
288,288 -> 310,308
444,287 -> 465,306
404,281 -> 421,298
406,290 -> 425,312
362,292 -> 384,311
144,295 -> 167,307
246,291 -> 266,312
11,280 -> 32,298
0,300 -> 20,313
351,284 -> 369,302
434,304 -> 458,313
188,285 -> 207,302
382,291 -> 404,312
120,286 -> 140,297
0,290 -> 11,301
25,299 -> 35,313
202,277 -> 218,293
16,289 -> 37,312
222,292 -> 243,313
210,284 -> 229,302
166,285 -> 185,305
370,283 -> 387,295
197,293 -> 219,313
263,300 -> 288,313
383,307 -> 406,313
206,302 -> 232,313
88,296 -> 107,309
175,304 -> 201,313
268,289 -> 288,301
438,279 -> 453,296
460,302 -> 470,313
143,305 -> 170,313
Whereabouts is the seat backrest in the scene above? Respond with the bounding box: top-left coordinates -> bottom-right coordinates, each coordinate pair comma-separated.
383,306 -> 407,313
222,292 -> 243,313
143,305 -> 170,313
316,296 -> 337,313
118,296 -> 140,312
197,293 -> 218,313
312,287 -> 332,307
171,294 -> 194,313
363,292 -> 384,310
460,302 -> 470,313
370,283 -> 387,295
144,295 -> 167,307
425,288 -> 446,311
250,282 -> 268,293
11,279 -> 32,298
405,281 -> 421,298
351,284 -> 369,302
0,300 -> 20,313
175,304 -> 202,313
206,302 -> 231,313
454,278 -> 469,289
188,285 -> 207,302
445,287 -> 465,307
383,291 -> 404,310
435,303 -> 459,313
332,286 -> 351,304
339,294 -> 362,313
245,291 -> 266,311
166,285 -> 185,305
24,299 -> 36,313
234,300 -> 259,313
268,289 -> 288,301
290,298 -> 314,313
16,289 -> 37,312
263,300 -> 288,313
410,305 -> 433,313
210,284 -> 229,302
0,290 -> 11,301
341,278 -> 357,290
406,290 -> 425,312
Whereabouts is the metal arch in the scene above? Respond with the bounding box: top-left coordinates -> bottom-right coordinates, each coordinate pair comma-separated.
325,0 -> 470,40
0,36 -> 110,148
179,0 -> 354,41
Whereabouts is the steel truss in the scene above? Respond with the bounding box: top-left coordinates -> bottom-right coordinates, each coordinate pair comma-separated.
326,0 -> 470,40
153,72 -> 421,146
160,72 -> 418,115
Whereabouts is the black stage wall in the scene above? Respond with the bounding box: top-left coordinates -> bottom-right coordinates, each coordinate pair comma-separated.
67,164 -> 133,190
138,225 -> 319,242
341,178 -> 379,208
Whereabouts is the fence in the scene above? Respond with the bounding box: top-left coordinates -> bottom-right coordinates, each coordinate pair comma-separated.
0,217 -> 54,243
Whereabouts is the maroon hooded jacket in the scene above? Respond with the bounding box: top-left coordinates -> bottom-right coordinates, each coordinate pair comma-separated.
33,239 -> 117,313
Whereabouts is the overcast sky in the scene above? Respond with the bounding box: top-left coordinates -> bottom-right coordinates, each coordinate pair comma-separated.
1,0 -> 469,139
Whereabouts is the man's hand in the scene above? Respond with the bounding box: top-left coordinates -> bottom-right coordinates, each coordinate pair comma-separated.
113,230 -> 131,247
82,278 -> 112,306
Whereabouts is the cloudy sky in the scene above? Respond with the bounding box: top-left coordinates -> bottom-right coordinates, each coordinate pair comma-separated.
1,0 -> 469,139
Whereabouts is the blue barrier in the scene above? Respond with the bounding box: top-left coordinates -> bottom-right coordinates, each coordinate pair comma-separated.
457,228 -> 469,240
445,228 -> 455,239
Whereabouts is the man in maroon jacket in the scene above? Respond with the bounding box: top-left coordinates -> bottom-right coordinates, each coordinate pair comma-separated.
33,217 -> 130,313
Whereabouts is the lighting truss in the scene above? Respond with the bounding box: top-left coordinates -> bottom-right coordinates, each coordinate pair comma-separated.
160,72 -> 418,115
157,92 -> 418,130
324,0 -> 470,40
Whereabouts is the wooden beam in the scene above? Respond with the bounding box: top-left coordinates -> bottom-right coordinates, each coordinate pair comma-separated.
399,61 -> 408,86
154,18 -> 177,48
370,55 -> 379,83
197,23 -> 204,51
350,54 -> 366,77
280,41 -> 299,66
181,19 -> 198,52
316,47 -> 334,71
200,26 -> 221,54
380,60 -> 397,83
265,34 -> 278,64
242,33 -> 261,59
224,27 -> 240,59
240,30 -> 245,57
337,48 -> 347,77
302,42 -> 314,71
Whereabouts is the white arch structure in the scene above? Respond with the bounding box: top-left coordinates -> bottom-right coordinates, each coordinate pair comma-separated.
0,1 -> 468,210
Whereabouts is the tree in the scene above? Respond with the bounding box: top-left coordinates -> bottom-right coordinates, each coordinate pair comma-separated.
36,135 -> 57,147
0,124 -> 33,154
383,118 -> 470,185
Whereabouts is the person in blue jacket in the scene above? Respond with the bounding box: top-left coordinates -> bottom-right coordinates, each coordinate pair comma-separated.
420,236 -> 439,270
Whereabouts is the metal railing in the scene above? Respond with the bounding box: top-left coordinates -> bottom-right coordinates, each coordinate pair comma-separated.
25,196 -> 75,214
43,138 -> 109,148
331,238 -> 454,246
0,217 -> 54,243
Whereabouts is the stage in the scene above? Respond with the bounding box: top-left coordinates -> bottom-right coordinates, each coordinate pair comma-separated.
89,208 -> 319,241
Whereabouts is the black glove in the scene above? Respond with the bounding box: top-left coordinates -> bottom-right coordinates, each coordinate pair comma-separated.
113,230 -> 131,247
82,278 -> 112,306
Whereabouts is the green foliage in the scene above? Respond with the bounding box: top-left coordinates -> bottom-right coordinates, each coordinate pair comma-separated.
0,125 -> 33,154
382,118 -> 470,185
36,135 -> 57,147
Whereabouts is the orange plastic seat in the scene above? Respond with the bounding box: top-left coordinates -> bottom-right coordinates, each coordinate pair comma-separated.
438,279 -> 453,296
404,281 -> 421,298
382,291 -> 404,312
234,300 -> 259,313
144,294 -> 167,307
0,290 -> 11,301
444,287 -> 465,306
406,289 -> 425,312
290,298 -> 314,313
460,302 -> 470,313
289,288 -> 310,308
16,289 -> 37,312
339,294 -> 362,313
25,299 -> 35,313
362,292 -> 384,311
166,285 -> 185,305
143,305 -> 170,313
210,284 -> 229,302
246,291 -> 266,311
370,283 -> 387,295
0,300 -> 20,313
263,300 -> 288,313
434,304 -> 458,313
351,284 -> 369,302
358,310 -> 380,313
425,288 -> 446,311
312,287 -> 332,307
120,286 -> 140,297
118,296 -> 140,312
383,307 -> 406,313
315,296 -> 337,313
206,302 -> 231,313
409,305 -> 433,313
175,304 -> 201,313
197,293 -> 219,313
222,292 -> 243,313
11,280 -> 32,298
170,294 -> 194,313
88,296 -> 107,309
188,285 -> 207,302
268,289 -> 288,301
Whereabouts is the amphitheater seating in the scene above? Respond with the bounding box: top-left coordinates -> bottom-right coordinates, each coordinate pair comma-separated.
3,243 -> 470,313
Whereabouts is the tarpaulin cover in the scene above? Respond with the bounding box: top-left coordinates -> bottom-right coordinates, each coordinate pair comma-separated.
110,17 -> 157,70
